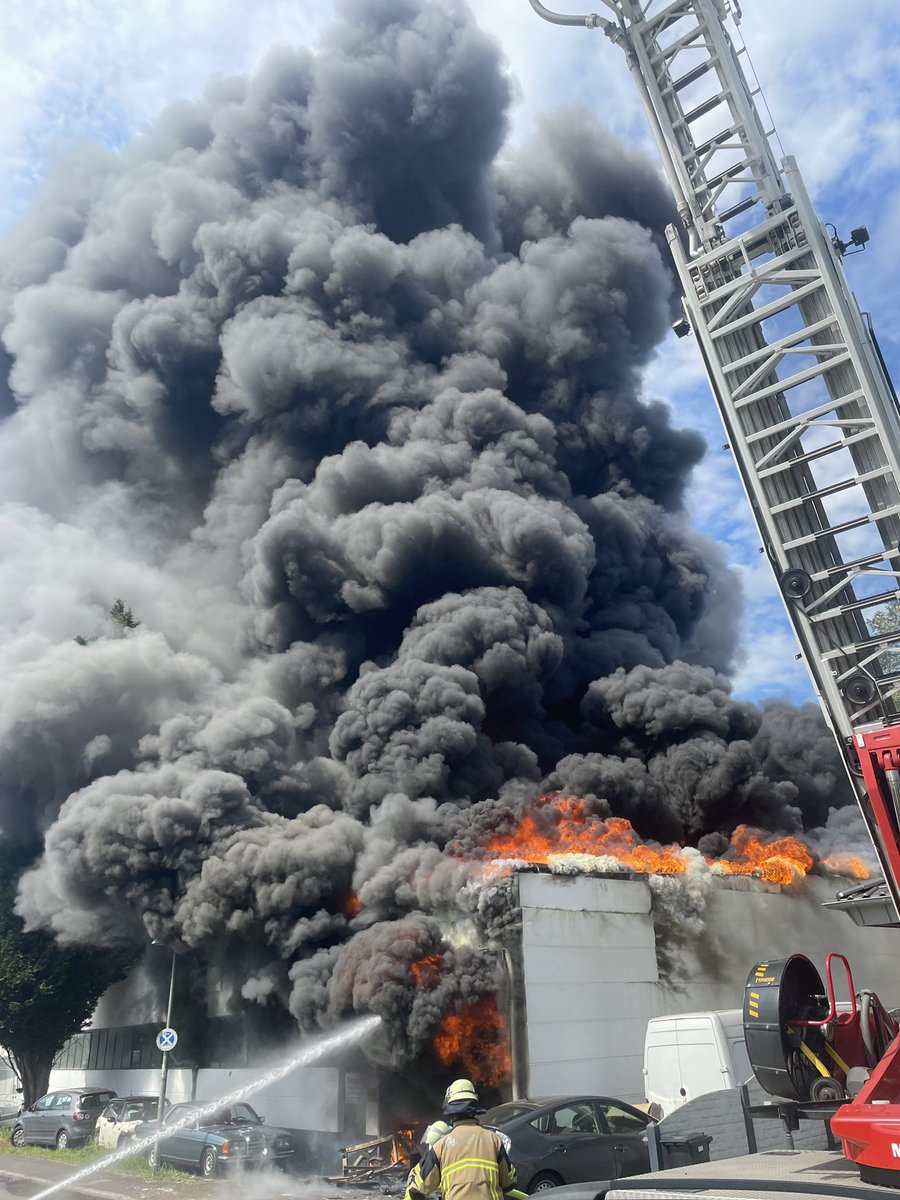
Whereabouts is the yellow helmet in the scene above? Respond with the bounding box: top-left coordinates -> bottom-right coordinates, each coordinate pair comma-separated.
422,1119 -> 451,1147
442,1078 -> 479,1116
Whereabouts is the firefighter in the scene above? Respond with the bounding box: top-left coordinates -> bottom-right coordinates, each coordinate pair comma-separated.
406,1079 -> 520,1200
421,1118 -> 452,1149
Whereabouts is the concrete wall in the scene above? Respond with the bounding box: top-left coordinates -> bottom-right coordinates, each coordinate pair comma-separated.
517,870 -> 900,1103
518,873 -> 660,1099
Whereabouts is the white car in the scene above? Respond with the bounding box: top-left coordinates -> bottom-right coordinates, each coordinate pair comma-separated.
96,1096 -> 168,1151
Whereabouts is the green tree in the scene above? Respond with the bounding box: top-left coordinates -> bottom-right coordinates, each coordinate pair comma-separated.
870,600 -> 900,678
75,598 -> 141,646
109,598 -> 140,633
0,851 -> 133,1106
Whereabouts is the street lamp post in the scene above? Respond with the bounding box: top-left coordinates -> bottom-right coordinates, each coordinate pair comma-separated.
151,944 -> 177,1177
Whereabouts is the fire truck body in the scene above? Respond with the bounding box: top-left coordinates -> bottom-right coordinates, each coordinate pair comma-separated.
527,0 -> 900,1187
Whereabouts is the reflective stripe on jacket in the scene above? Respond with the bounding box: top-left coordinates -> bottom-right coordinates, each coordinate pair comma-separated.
407,1119 -> 517,1200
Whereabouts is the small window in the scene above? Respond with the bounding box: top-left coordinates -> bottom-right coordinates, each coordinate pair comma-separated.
532,1103 -> 599,1136
33,1096 -> 53,1112
53,1094 -> 73,1109
599,1104 -> 649,1135
78,1092 -> 115,1110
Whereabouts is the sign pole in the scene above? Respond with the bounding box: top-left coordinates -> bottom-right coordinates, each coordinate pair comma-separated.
152,950 -> 177,1177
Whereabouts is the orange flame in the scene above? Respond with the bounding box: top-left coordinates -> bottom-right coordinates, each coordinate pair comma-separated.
821,854 -> 870,880
433,996 -> 511,1089
474,792 -> 873,887
390,1130 -> 417,1165
707,825 -> 814,885
411,954 -> 444,991
340,893 -> 362,918
482,794 -> 686,876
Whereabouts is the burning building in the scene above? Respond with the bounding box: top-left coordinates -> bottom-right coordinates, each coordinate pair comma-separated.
44,796 -> 894,1153
0,0 -> 885,1150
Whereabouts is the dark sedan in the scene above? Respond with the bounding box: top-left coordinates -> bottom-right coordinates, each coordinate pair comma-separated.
483,1095 -> 654,1193
139,1101 -> 294,1177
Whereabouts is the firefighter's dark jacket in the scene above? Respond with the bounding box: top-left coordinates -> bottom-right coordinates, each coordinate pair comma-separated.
406,1118 -> 517,1200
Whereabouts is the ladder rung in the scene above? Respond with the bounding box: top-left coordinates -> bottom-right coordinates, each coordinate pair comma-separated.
700,160 -> 752,194
680,92 -> 728,126
722,314 -> 837,373
810,547 -> 900,582
651,23 -> 704,68
770,468 -> 892,514
671,61 -> 714,92
733,351 -> 852,409
711,277 -> 823,339
745,391 -> 867,444
783,507 -> 900,551
692,126 -> 740,159
834,628 -> 900,656
716,193 -> 761,224
645,1 -> 694,37
756,428 -> 880,478
808,587 -> 900,623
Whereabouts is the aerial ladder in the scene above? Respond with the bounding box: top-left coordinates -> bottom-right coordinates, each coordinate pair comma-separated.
528,0 -> 900,1185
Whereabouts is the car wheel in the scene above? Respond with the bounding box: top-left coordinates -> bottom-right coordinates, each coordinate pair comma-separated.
11,1126 -> 25,1148
529,1172 -> 564,1193
55,1130 -> 70,1151
200,1147 -> 218,1178
148,1145 -> 160,1170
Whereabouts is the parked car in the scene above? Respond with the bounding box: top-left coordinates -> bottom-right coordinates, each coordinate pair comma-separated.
96,1095 -> 170,1151
11,1088 -> 118,1150
138,1101 -> 294,1177
483,1095 -> 655,1192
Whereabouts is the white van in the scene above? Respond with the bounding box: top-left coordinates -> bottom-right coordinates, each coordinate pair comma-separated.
643,1010 -> 753,1116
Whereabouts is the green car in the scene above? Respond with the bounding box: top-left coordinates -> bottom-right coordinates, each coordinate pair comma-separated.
139,1101 -> 294,1177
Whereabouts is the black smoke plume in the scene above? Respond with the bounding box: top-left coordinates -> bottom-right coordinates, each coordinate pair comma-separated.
0,0 -> 854,1067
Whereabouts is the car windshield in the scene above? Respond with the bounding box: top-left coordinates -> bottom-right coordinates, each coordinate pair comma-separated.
78,1093 -> 116,1110
208,1104 -> 262,1125
484,1103 -> 538,1126
125,1099 -> 160,1120
166,1105 -> 199,1126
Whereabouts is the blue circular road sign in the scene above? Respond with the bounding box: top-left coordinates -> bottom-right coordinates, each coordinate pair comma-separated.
156,1027 -> 178,1052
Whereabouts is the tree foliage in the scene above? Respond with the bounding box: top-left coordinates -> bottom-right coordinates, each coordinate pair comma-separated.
870,600 -> 900,677
0,850 -> 133,1106
109,598 -> 140,632
75,598 -> 140,646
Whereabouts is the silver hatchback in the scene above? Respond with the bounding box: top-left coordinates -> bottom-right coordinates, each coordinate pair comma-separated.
11,1088 -> 118,1150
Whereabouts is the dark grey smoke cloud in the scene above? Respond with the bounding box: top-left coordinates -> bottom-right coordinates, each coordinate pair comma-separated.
0,0 -> 855,1066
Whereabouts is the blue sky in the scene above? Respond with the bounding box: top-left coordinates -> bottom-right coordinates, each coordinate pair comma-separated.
3,0 -> 900,706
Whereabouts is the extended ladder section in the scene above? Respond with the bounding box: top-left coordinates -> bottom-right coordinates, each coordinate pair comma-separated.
527,0 -> 900,921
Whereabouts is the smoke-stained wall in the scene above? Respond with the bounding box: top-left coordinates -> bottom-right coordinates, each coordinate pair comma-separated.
0,0 -> 862,1070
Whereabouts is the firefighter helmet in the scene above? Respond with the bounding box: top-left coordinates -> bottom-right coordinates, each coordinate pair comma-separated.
422,1119 -> 451,1148
442,1078 -> 479,1117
